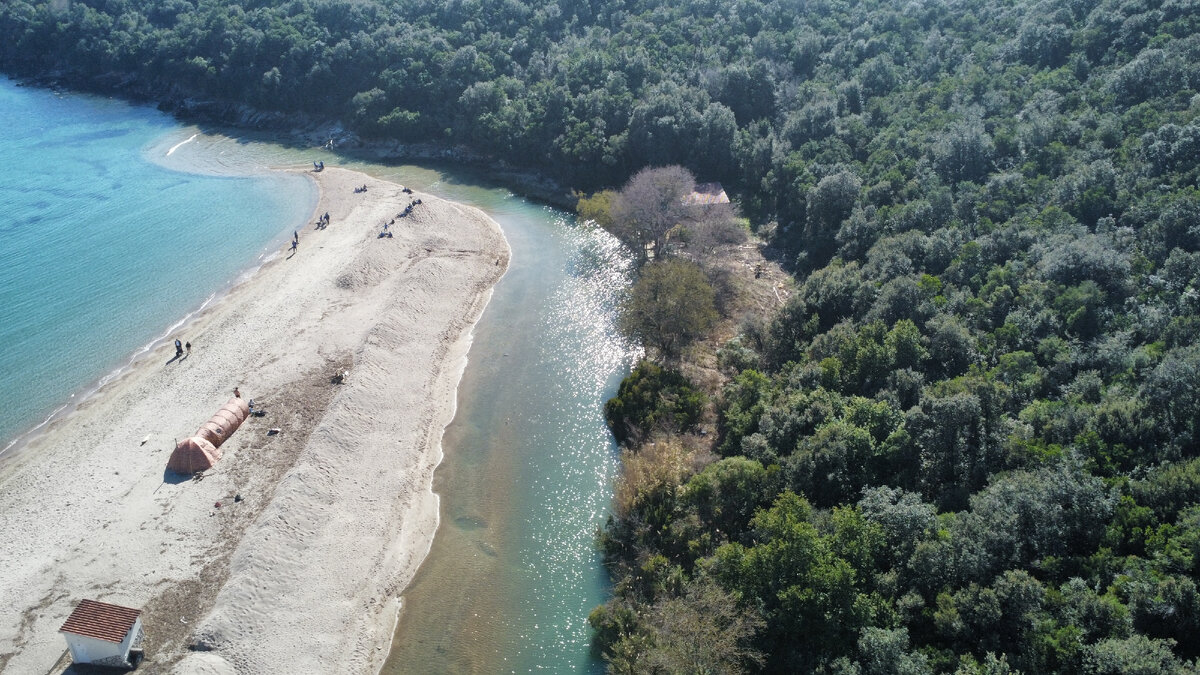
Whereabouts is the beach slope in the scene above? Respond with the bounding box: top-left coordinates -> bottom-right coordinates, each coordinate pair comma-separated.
0,167 -> 509,674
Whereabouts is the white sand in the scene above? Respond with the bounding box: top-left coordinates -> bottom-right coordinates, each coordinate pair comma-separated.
0,167 -> 510,674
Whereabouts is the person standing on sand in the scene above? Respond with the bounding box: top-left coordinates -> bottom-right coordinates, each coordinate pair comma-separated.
174,338 -> 183,357
234,387 -> 241,398
186,341 -> 191,355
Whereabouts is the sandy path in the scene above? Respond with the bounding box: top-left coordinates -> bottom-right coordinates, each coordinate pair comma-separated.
0,167 -> 510,674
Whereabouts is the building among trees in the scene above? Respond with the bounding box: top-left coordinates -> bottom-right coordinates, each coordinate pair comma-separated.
684,182 -> 730,206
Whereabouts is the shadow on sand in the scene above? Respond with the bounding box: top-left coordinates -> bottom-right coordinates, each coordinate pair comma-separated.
63,660 -> 141,674
160,469 -> 197,485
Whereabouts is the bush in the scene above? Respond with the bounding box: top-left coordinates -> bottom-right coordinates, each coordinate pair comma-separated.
605,361 -> 707,445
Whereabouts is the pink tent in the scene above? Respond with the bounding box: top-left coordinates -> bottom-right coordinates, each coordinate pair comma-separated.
220,397 -> 249,424
168,396 -> 250,473
166,437 -> 220,474
195,421 -> 229,448
210,409 -> 241,433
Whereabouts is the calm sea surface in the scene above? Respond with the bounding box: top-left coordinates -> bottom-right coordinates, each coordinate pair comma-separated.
0,78 -> 314,452
0,80 -> 634,671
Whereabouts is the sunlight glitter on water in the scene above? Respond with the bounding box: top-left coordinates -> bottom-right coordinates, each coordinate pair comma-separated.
385,205 -> 638,673
507,216 -> 637,668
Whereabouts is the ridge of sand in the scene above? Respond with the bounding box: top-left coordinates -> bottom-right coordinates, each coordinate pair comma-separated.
0,166 -> 510,674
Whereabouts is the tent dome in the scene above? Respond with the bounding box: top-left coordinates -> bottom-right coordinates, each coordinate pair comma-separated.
167,437 -> 219,474
210,408 -> 241,431
221,397 -> 250,423
196,421 -> 229,448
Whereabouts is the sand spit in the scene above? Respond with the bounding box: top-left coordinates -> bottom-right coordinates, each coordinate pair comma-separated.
0,167 -> 510,674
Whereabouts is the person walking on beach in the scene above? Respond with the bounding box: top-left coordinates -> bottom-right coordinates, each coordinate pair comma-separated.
185,341 -> 191,355
290,239 -> 298,254
294,230 -> 299,244
174,338 -> 183,357
234,387 -> 241,398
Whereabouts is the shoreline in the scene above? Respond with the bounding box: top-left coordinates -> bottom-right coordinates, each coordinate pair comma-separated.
3,262 -> 248,460
0,166 -> 510,673
12,73 -> 576,208
0,222 -> 291,461
0,123 -> 313,461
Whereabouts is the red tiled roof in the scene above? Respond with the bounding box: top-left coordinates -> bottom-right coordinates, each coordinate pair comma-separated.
59,599 -> 141,643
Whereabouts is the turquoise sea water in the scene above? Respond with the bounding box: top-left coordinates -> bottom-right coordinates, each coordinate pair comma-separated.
0,79 -> 314,451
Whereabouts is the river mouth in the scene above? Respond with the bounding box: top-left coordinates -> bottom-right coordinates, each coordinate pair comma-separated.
154,128 -> 637,670
2,99 -> 635,669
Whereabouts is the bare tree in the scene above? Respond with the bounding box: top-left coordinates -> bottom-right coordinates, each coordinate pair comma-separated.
643,577 -> 766,674
686,201 -> 747,255
610,165 -> 697,260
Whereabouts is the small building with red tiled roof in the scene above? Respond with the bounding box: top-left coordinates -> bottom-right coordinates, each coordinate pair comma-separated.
59,599 -> 144,669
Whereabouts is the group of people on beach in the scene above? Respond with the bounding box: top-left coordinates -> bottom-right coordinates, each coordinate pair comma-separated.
379,196 -> 423,238
399,198 -> 422,218
354,184 -> 369,193
315,212 -> 330,230
174,338 -> 191,359
312,160 -> 325,172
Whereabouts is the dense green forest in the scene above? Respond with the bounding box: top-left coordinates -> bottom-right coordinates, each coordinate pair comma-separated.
5,0 -> 1200,671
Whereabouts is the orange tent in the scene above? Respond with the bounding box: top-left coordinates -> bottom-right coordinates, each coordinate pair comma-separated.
195,421 -> 229,448
166,437 -> 220,474
168,396 -> 250,473
210,409 -> 241,433
220,397 -> 249,424
195,402 -> 246,449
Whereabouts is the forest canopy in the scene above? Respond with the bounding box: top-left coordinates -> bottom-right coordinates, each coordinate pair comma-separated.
5,0 -> 1200,671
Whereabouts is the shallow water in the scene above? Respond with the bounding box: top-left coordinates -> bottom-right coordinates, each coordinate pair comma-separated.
0,78 -> 314,453
383,204 -> 635,673
1,84 -> 635,671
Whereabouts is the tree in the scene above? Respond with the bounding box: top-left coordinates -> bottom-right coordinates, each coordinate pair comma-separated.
640,577 -> 766,674
683,457 -> 772,539
713,493 -> 884,669
855,627 -> 932,675
804,170 -> 862,266
1084,635 -> 1195,675
576,189 -> 617,229
620,259 -> 718,360
605,360 -> 707,445
609,165 -> 696,261
857,486 -> 937,570
683,202 -> 747,255
933,117 -> 995,184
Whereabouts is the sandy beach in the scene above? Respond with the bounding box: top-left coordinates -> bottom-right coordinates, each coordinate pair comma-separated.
0,167 -> 510,673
